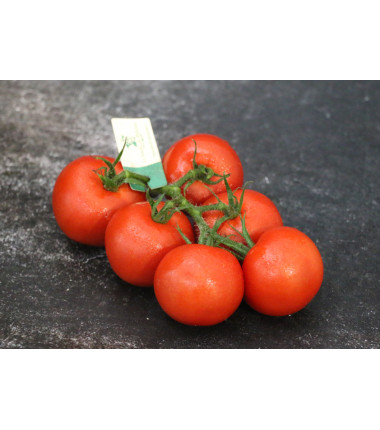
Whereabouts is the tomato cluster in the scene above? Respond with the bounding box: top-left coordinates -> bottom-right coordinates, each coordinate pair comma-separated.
53,133 -> 323,326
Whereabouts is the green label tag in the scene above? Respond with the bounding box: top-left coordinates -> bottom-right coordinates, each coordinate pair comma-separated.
111,118 -> 167,191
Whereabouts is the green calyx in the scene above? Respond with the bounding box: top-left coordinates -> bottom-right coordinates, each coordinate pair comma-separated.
95,140 -> 254,261
93,143 -> 149,192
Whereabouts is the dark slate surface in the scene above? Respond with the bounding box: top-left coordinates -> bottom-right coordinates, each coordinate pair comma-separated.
0,81 -> 379,348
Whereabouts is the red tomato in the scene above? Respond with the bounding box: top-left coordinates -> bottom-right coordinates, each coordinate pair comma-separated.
105,202 -> 194,287
154,244 -> 244,326
202,189 -> 283,244
243,227 -> 323,316
52,156 -> 145,246
162,134 -> 244,205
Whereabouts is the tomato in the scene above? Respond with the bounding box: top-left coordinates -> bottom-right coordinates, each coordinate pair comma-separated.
202,189 -> 283,244
105,202 -> 194,287
154,244 -> 244,326
52,156 -> 145,246
162,134 -> 244,205
243,227 -> 323,316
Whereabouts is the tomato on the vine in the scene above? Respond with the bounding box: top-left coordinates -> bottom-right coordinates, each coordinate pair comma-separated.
154,244 -> 244,326
162,134 -> 244,205
243,227 -> 323,316
52,156 -> 145,246
105,202 -> 194,287
202,189 -> 283,244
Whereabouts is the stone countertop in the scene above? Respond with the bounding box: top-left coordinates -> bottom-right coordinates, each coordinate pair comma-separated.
0,81 -> 379,348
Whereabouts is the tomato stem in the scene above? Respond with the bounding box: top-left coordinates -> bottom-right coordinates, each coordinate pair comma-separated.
152,169 -> 251,260
98,141 -> 253,260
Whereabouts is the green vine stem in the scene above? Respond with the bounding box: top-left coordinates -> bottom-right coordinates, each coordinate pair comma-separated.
93,143 -> 150,192
94,142 -> 253,261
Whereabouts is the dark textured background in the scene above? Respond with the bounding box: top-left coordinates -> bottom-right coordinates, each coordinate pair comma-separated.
0,81 -> 379,348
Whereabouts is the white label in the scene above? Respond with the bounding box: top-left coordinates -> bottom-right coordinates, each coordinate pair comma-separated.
111,117 -> 162,168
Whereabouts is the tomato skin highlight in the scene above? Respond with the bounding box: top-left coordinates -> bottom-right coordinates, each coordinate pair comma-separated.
202,189 -> 283,244
243,227 -> 323,316
52,156 -> 145,246
154,244 -> 244,326
162,134 -> 244,205
105,202 -> 194,287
